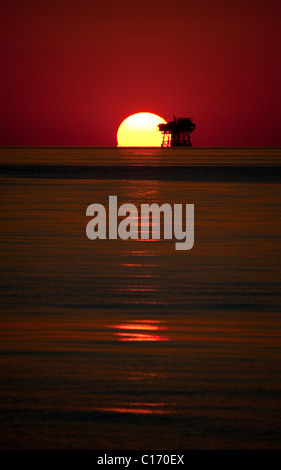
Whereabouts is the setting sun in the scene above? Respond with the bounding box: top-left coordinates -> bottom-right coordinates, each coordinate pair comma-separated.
117,112 -> 166,147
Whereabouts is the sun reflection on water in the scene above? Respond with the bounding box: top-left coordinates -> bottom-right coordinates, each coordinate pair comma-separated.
110,320 -> 169,342
98,402 -> 172,415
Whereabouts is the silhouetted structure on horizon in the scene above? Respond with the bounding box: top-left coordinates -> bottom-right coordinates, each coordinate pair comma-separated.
158,116 -> 196,147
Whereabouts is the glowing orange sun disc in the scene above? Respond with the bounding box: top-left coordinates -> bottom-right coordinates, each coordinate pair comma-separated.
117,112 -> 167,147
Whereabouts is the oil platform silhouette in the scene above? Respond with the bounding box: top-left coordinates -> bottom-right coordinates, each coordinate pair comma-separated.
158,116 -> 196,147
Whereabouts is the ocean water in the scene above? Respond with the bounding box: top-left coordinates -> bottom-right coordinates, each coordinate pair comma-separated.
0,147 -> 281,450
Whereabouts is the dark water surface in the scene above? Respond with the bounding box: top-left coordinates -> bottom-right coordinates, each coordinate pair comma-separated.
0,148 -> 281,450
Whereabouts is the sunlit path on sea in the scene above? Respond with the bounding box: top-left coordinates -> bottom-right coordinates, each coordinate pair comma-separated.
0,147 -> 281,449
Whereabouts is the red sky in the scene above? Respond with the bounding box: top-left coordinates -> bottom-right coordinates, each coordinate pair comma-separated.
0,0 -> 280,146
